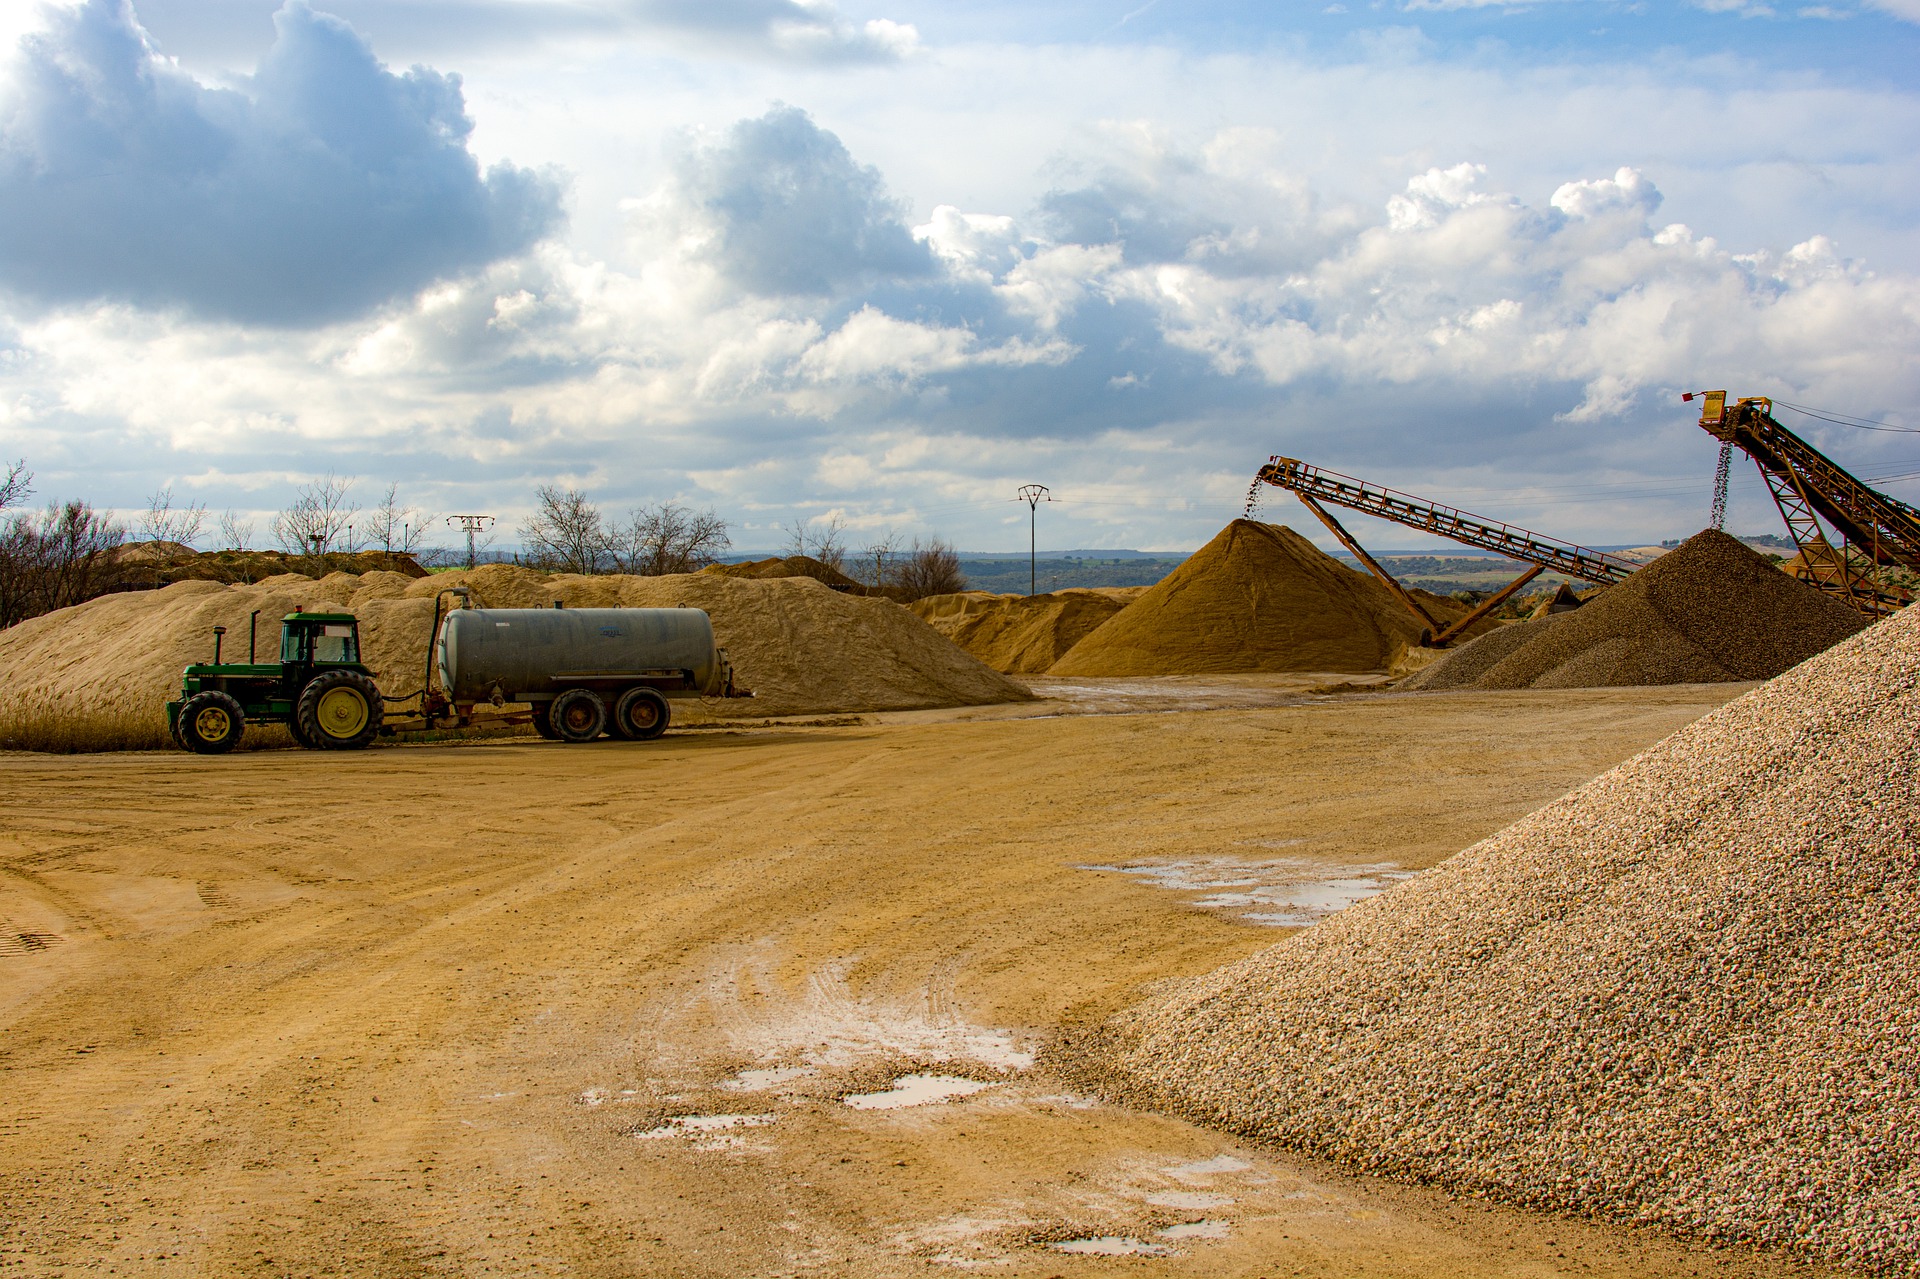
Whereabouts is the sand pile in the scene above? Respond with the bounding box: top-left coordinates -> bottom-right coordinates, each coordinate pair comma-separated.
911,587 -> 1147,674
703,555 -> 861,588
1048,520 -> 1484,676
1407,530 -> 1865,691
1081,602 -> 1920,1274
0,565 -> 1028,750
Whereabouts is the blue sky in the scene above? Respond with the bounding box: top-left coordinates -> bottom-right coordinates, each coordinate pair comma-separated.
0,0 -> 1915,556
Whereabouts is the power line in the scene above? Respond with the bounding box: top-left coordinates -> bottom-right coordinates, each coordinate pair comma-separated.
1776,401 -> 1920,434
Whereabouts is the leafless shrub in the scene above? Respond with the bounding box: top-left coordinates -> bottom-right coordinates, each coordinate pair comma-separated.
273,473 -> 359,557
365,483 -> 440,559
618,502 -> 730,575
858,529 -> 902,589
140,486 -> 207,550
520,486 -> 613,574
894,537 -> 966,602
217,509 -> 255,551
783,513 -> 848,576
0,460 -> 30,512
0,500 -> 129,628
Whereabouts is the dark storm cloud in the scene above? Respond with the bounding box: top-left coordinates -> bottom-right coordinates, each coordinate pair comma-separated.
678,105 -> 937,297
0,0 -> 561,325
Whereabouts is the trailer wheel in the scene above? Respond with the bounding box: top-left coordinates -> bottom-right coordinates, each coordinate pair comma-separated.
177,691 -> 245,754
548,688 -> 607,743
297,671 -> 382,750
611,687 -> 670,741
531,701 -> 561,740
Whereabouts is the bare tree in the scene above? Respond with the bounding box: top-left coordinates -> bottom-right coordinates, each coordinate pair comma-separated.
0,500 -> 127,628
218,509 -> 254,551
140,486 -> 207,549
365,483 -> 440,558
858,529 -> 902,589
894,536 -> 966,601
272,473 -> 359,557
618,502 -> 731,576
782,513 -> 848,576
520,486 -> 613,574
0,460 -> 30,512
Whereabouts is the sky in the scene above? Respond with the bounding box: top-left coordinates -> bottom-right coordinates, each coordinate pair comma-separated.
0,0 -> 1916,556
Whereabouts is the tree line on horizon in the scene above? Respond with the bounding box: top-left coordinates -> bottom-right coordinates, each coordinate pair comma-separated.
0,464 -> 967,629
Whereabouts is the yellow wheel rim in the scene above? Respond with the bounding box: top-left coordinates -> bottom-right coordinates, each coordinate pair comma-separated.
193,707 -> 232,741
316,686 -> 369,738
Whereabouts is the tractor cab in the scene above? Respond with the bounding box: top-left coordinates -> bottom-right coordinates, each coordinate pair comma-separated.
279,613 -> 363,671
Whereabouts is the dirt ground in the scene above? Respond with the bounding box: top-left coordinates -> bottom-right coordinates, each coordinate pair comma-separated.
0,677 -> 1840,1278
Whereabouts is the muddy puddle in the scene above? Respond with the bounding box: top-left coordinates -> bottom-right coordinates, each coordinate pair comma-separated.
1078,855 -> 1417,926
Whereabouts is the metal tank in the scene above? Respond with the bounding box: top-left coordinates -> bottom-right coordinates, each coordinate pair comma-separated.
437,607 -> 731,706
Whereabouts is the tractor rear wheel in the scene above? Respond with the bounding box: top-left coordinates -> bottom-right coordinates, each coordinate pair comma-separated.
296,671 -> 382,750
548,688 -> 607,743
177,691 -> 245,754
611,687 -> 670,741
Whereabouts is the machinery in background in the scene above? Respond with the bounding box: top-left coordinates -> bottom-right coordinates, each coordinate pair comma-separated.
1246,458 -> 1639,647
1688,391 -> 1919,616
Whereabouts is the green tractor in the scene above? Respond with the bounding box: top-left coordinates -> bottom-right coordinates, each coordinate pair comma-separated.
167,611 -> 384,754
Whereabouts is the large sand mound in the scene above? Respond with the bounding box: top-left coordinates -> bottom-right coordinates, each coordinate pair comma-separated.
1407,529 -> 1865,690
911,588 -> 1147,674
1081,602 -> 1920,1274
702,555 -> 861,588
1048,520 -> 1482,676
0,566 -> 1028,750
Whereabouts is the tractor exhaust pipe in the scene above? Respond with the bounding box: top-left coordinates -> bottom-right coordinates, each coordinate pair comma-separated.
211,625 -> 227,665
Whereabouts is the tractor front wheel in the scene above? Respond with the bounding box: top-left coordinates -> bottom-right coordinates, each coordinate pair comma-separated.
548,689 -> 607,743
297,671 -> 382,750
177,691 -> 246,754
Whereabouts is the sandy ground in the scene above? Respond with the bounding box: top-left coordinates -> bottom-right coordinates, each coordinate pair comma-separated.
0,679 -> 1840,1279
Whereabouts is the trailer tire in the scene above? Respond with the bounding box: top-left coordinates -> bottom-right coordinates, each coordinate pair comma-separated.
531,701 -> 561,740
611,687 -> 670,741
177,691 -> 245,754
297,671 -> 382,750
549,688 -> 607,743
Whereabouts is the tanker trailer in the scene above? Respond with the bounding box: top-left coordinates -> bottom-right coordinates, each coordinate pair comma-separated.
435,606 -> 740,743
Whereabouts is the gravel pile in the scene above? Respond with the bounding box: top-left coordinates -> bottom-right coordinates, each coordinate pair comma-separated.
1081,602 -> 1920,1274
1050,520 -> 1489,677
1407,529 -> 1865,690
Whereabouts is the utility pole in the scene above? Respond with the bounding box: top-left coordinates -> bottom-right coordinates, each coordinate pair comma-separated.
1016,484 -> 1052,596
447,515 -> 495,570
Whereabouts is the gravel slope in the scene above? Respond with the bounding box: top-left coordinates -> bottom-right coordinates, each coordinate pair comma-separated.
1085,603 -> 1920,1274
1407,530 -> 1865,690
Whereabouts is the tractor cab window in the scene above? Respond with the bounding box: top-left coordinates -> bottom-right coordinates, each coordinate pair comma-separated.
313,624 -> 358,664
281,622 -> 359,664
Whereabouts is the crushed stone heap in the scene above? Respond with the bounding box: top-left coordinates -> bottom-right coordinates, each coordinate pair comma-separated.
0,564 -> 1029,750
1082,602 -> 1920,1275
1407,528 -> 1867,690
1048,520 -> 1484,676
911,588 -> 1146,674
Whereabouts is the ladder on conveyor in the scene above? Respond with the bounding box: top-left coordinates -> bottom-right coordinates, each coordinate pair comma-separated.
1689,391 -> 1920,616
1247,458 -> 1640,647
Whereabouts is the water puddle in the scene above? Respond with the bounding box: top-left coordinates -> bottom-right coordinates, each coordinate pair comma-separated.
633,1113 -> 775,1139
1079,856 -> 1416,926
843,1074 -> 997,1110
1051,1236 -> 1172,1257
1168,1155 -> 1252,1177
718,1066 -> 817,1092
1158,1220 -> 1230,1240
